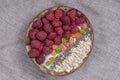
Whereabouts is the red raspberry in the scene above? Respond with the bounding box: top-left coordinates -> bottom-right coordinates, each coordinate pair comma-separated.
46,11 -> 55,21
71,27 -> 79,34
42,46 -> 53,55
71,21 -> 77,27
64,31 -> 71,39
54,36 -> 61,45
61,16 -> 71,25
75,16 -> 86,25
67,9 -> 77,21
47,32 -> 57,40
52,19 -> 62,27
63,25 -> 71,31
55,9 -> 63,18
29,29 -> 39,39
36,31 -> 47,41
35,54 -> 45,64
45,39 -> 54,46
28,49 -> 40,58
41,18 -> 49,24
31,40 -> 43,51
33,19 -> 43,29
55,27 -> 64,35
43,23 -> 53,33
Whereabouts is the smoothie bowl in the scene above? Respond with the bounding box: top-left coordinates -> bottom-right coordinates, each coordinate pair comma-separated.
25,6 -> 94,76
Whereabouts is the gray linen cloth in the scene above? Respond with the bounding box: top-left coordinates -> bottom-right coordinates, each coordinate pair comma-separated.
0,0 -> 120,80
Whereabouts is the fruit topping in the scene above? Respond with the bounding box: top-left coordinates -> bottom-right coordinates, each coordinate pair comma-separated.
36,31 -> 47,41
29,29 -> 39,39
28,49 -> 40,58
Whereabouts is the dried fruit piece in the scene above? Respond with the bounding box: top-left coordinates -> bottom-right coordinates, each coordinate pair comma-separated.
62,38 -> 67,45
28,49 -> 40,58
42,46 -> 52,55
71,27 -> 79,34
36,31 -> 47,41
63,25 -> 71,31
82,23 -> 88,31
36,54 -> 45,64
52,50 -> 57,56
52,45 -> 57,50
29,29 -> 39,39
33,19 -> 43,29
66,42 -> 70,47
52,19 -> 62,27
45,61 -> 51,66
47,32 -> 57,40
73,32 -> 81,38
75,16 -> 86,25
69,37 -> 74,43
49,57 -> 55,62
45,39 -> 54,46
46,11 -> 55,21
55,27 -> 64,35
55,9 -> 63,18
55,47 -> 62,53
54,36 -> 61,45
80,29 -> 85,34
31,40 -> 43,51
61,16 -> 71,25
60,44 -> 66,51
43,23 -> 53,33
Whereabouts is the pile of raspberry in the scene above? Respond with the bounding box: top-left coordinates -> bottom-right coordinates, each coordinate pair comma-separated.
28,8 -> 86,64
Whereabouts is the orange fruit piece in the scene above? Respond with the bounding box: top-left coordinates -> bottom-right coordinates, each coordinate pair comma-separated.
52,45 -> 57,50
82,23 -> 88,31
60,44 -> 66,51
49,57 -> 55,62
66,42 -> 70,47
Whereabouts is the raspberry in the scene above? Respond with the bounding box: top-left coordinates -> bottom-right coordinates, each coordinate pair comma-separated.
47,32 -> 57,40
42,46 -> 53,55
43,23 -> 53,33
41,18 -> 49,24
75,16 -> 86,25
33,19 -> 43,29
71,21 -> 77,27
52,19 -> 62,27
55,9 -> 63,18
46,11 -> 55,21
36,31 -> 47,41
28,49 -> 40,58
63,25 -> 71,31
29,29 -> 39,39
35,54 -> 45,64
54,36 -> 61,45
61,16 -> 71,25
64,31 -> 71,39
71,27 -> 79,34
31,40 -> 43,51
45,39 -> 54,46
55,27 -> 64,35
67,9 -> 77,21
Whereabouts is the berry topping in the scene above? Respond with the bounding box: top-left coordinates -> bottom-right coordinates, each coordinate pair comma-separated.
64,31 -> 71,39
67,9 -> 77,21
28,49 -> 40,58
31,40 -> 43,51
46,11 -> 55,21
36,54 -> 45,64
63,25 -> 71,31
42,46 -> 52,55
54,36 -> 61,45
33,19 -> 43,29
36,31 -> 47,41
75,16 -> 86,25
47,32 -> 57,40
43,23 -> 53,33
29,29 -> 39,39
55,27 -> 64,35
71,27 -> 79,34
52,19 -> 62,27
61,16 -> 71,25
55,9 -> 63,18
45,39 -> 54,46
42,18 -> 49,24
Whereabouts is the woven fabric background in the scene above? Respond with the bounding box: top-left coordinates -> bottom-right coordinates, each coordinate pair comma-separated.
0,0 -> 120,80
